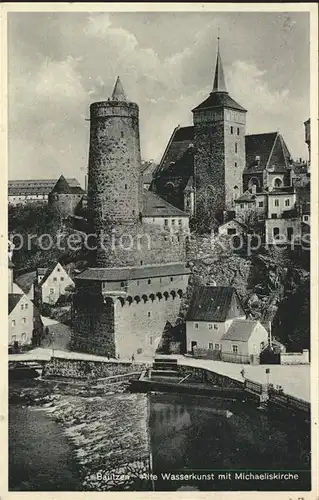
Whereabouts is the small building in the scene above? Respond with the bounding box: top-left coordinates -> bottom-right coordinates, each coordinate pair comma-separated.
8,293 -> 34,347
221,319 -> 269,364
218,219 -> 247,237
8,178 -> 82,206
37,262 -> 75,305
265,217 -> 301,246
142,190 -> 189,231
48,175 -> 84,217
186,286 -> 246,354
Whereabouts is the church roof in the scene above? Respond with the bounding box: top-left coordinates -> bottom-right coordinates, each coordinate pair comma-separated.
143,191 -> 188,217
192,92 -> 246,112
245,132 -> 293,174
155,126 -> 194,176
186,286 -> 244,322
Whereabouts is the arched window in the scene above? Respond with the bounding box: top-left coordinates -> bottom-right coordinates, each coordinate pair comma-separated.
273,177 -> 283,188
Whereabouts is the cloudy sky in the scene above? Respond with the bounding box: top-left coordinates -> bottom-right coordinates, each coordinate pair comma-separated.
8,11 -> 310,186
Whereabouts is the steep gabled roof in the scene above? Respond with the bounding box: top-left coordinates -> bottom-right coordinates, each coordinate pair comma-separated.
8,293 -> 23,314
143,190 -> 188,217
186,286 -> 244,322
222,319 -> 260,342
245,132 -> 293,174
38,262 -> 60,286
15,271 -> 36,294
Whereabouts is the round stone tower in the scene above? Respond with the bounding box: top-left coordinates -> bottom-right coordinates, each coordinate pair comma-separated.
87,77 -> 143,267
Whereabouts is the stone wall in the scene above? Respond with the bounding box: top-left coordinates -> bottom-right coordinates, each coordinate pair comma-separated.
177,363 -> 244,389
42,356 -> 149,379
223,112 -> 246,209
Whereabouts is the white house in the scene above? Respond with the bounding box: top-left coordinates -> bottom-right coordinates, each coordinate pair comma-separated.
218,219 -> 247,237
221,319 -> 269,364
186,286 -> 246,354
8,293 -> 34,346
37,262 -> 75,305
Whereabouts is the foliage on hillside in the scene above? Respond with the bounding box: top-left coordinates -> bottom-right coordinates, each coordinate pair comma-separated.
9,204 -> 89,271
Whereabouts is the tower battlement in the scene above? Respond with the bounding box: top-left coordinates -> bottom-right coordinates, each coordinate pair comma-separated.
90,100 -> 139,120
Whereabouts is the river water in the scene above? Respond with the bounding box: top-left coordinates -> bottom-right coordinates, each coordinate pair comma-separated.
9,384 -> 311,492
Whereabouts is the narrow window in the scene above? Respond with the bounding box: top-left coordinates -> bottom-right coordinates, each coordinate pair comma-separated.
240,203 -> 244,209
164,219 -> 168,226
149,336 -> 153,345
148,279 -> 151,284
215,343 -> 220,350
125,184 -> 128,190
214,324 -> 218,330
25,303 -> 28,310
140,260 -> 143,265
285,199 -> 290,207
273,227 -> 280,239
235,143 -> 238,153
194,323 -> 199,329
237,127 -> 240,135
287,227 -> 294,241
234,162 -> 237,168
50,288 -> 54,294
170,277 -> 173,282
232,345 -> 238,354
178,219 -> 182,226
208,324 -> 213,330
148,312 -> 151,318
12,320 -> 15,327
120,281 -> 125,287
274,199 -> 279,207
22,318 -> 26,324
20,304 -> 24,310
230,126 -> 233,134
136,280 -> 139,286
208,342 -> 214,349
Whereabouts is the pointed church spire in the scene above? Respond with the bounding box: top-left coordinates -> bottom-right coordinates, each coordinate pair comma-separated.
111,76 -> 127,101
212,34 -> 228,94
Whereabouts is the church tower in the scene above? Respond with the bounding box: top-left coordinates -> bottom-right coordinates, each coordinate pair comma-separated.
192,38 -> 247,217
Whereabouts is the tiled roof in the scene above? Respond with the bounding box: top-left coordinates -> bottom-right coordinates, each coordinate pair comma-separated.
269,186 -> 295,195
221,319 -> 259,342
143,190 -> 188,217
8,293 -> 23,314
186,286 -> 242,322
192,92 -> 246,112
15,271 -> 36,294
8,178 -> 82,196
219,219 -> 247,230
245,132 -> 292,174
75,263 -> 190,282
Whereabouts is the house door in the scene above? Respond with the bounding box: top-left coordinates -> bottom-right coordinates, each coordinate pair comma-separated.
191,341 -> 197,355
